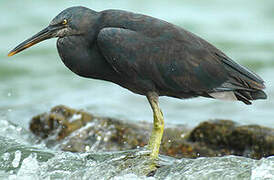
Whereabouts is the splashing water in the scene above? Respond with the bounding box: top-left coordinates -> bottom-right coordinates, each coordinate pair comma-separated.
0,120 -> 273,179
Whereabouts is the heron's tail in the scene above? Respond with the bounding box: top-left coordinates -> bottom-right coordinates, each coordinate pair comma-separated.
210,54 -> 267,105
233,89 -> 267,105
209,76 -> 267,105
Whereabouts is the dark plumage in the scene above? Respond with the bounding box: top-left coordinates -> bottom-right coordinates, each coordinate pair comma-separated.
8,6 -> 267,159
54,7 -> 266,104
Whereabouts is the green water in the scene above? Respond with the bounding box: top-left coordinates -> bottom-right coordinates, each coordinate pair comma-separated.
0,0 -> 273,179
0,0 -> 274,128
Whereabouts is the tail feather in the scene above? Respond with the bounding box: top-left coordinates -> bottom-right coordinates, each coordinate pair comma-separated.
211,54 -> 267,105
227,73 -> 267,104
250,90 -> 267,100
215,52 -> 265,84
234,91 -> 252,105
234,90 -> 266,105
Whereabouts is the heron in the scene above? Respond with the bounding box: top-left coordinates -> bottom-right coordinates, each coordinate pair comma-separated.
8,6 -> 267,160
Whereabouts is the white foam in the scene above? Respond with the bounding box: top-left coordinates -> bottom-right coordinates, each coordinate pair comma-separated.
12,150 -> 21,168
16,153 -> 39,179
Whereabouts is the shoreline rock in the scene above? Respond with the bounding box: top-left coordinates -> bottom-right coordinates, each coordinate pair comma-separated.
30,105 -> 274,159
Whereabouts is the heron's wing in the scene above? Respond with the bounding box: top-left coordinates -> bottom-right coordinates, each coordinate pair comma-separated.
97,28 -> 152,80
98,28 -> 224,91
97,27 -> 266,102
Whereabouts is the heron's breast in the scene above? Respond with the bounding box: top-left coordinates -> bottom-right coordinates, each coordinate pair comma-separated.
57,37 -> 93,77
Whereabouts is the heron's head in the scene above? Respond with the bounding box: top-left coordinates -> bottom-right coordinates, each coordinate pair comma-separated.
8,6 -> 98,56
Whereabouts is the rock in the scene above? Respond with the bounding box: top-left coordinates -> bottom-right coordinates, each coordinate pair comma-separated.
30,105 -> 163,152
30,105 -> 274,159
189,120 -> 274,159
30,105 -> 93,140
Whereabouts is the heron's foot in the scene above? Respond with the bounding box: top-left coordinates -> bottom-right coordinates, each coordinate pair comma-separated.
86,148 -> 161,177
107,148 -> 159,176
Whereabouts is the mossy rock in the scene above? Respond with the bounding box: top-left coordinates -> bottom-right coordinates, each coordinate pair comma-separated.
189,120 -> 274,159
29,105 -> 274,159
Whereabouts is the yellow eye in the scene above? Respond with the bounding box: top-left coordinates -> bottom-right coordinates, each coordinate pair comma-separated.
62,19 -> 68,25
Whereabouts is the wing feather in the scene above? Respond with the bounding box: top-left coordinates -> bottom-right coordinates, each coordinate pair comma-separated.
97,27 -> 228,95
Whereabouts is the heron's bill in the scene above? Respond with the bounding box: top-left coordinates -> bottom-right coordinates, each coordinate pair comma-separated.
8,42 -> 37,56
8,26 -> 56,57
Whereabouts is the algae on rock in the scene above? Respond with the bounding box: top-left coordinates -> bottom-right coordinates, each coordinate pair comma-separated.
30,105 -> 274,159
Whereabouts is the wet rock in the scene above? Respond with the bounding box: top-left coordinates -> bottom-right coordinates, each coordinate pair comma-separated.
30,105 -> 93,140
30,105 -> 157,152
30,105 -> 274,159
189,120 -> 274,159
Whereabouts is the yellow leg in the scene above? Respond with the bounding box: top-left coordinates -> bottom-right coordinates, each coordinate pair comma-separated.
146,92 -> 164,159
